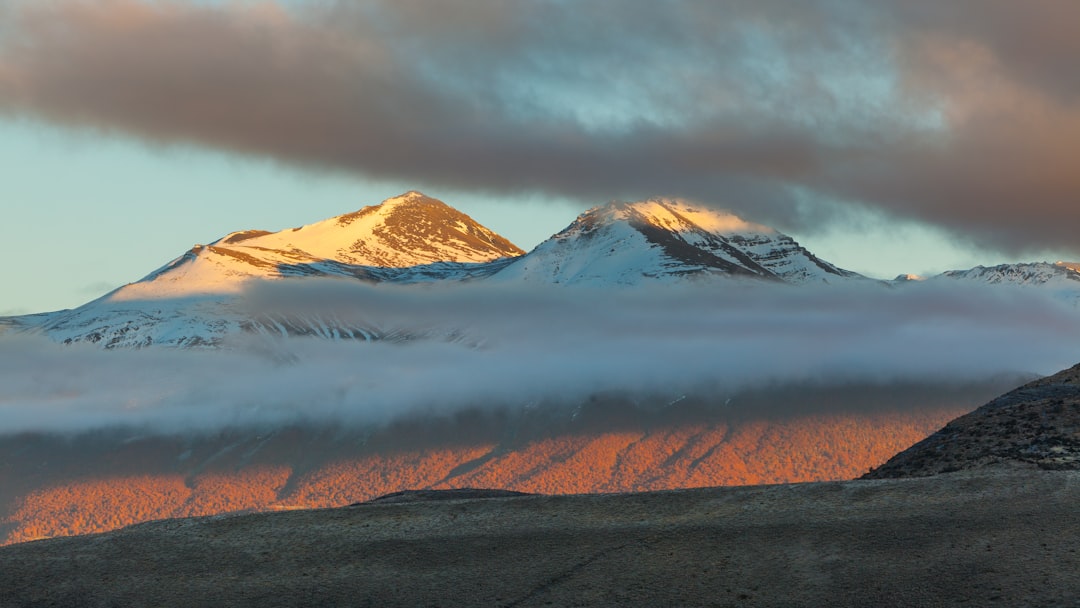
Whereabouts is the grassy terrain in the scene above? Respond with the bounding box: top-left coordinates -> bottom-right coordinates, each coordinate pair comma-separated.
2,470 -> 1077,607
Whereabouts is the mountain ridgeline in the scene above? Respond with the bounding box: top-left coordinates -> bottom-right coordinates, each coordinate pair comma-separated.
865,362 -> 1080,478
3,191 -> 1079,349
2,191 -> 1080,554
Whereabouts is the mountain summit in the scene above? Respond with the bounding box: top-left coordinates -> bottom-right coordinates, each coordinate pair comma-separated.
20,192 -> 526,347
494,198 -> 861,285
8,193 -> 1074,349
219,191 -> 523,268
117,191 -> 524,300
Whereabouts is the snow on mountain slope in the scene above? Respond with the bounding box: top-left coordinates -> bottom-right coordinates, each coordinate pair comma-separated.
15,192 -> 522,348
115,191 -> 523,300
222,190 -> 522,267
35,295 -> 243,349
938,262 -> 1080,286
925,262 -> 1080,305
493,198 -> 862,285
29,292 -> 468,350
10,191 -> 1077,350
4,197 -> 870,348
0,312 -> 54,337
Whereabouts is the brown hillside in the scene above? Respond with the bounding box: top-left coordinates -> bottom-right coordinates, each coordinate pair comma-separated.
865,362 -> 1080,479
1,470 -> 1076,607
2,405 -> 963,545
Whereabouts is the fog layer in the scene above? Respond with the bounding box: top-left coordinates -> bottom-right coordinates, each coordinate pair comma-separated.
1,281 -> 1077,434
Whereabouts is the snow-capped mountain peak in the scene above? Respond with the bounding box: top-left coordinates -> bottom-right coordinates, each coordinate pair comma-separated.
893,274 -> 927,282
582,199 -> 776,237
937,261 -> 1080,287
22,192 -> 529,348
211,190 -> 523,269
111,192 -> 524,301
19,193 -> 1078,351
494,198 -> 861,285
882,261 -> 1078,307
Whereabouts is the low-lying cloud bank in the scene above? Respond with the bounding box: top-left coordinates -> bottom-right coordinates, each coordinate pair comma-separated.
2,280 -> 1078,435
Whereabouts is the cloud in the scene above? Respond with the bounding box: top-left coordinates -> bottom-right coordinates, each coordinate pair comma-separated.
1,279 -> 1078,435
0,1 -> 1078,255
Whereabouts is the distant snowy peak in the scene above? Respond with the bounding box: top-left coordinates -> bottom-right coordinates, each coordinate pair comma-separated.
890,262 -> 1080,299
113,192 -> 524,300
495,198 -> 862,285
905,261 -> 1079,307
937,261 -> 1080,287
893,274 -> 927,283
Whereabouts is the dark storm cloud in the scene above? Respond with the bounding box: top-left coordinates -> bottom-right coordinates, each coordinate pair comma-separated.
0,0 -> 1078,254
2,280 -> 1079,434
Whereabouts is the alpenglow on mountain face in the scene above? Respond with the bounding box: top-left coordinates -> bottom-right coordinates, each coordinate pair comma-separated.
2,193 -> 869,348
11,191 -> 1077,350
9,192 -> 528,348
126,195 -> 864,301
119,191 -> 526,300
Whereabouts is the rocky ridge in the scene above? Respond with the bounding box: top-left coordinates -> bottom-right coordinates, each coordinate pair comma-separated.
864,362 -> 1080,478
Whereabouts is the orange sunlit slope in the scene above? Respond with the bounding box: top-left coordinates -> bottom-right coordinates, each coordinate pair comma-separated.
0,407 -> 962,545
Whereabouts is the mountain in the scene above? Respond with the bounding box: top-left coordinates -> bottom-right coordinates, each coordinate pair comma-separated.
493,198 -> 862,285
16,192 -> 524,348
6,192 -> 1076,349
117,190 -> 524,300
903,261 -> 1080,304
864,362 -> 1080,478
5,194 -> 869,348
936,261 -> 1080,287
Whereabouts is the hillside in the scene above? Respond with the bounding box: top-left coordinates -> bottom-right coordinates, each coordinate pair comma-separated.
0,395 -> 971,545
865,362 -> 1080,478
1,470 -> 1076,607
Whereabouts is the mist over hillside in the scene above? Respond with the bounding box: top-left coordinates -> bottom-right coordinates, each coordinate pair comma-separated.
3,280 -> 1076,435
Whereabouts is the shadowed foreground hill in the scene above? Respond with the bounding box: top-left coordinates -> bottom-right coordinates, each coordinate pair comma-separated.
1,471 -> 1077,607
865,363 -> 1080,478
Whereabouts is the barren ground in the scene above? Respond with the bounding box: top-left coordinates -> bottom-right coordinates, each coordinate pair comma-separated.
1,469 -> 1077,607
867,363 -> 1080,478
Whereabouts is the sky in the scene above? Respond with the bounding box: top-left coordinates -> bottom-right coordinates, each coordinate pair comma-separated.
2,0 -> 1079,314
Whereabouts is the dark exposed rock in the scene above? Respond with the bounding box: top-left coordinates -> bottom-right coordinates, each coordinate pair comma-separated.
864,362 -> 1080,479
